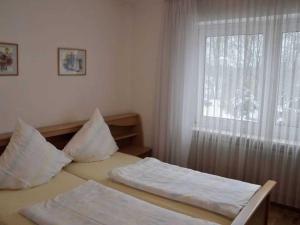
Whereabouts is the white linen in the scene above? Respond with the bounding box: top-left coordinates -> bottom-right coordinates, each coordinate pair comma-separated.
20,180 -> 218,225
0,119 -> 71,189
109,157 -> 260,219
63,108 -> 118,162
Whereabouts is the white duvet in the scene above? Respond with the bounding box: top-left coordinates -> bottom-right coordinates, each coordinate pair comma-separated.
20,180 -> 218,225
109,158 -> 260,219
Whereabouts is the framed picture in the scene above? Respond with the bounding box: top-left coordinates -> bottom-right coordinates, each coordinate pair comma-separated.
58,48 -> 86,76
0,42 -> 18,76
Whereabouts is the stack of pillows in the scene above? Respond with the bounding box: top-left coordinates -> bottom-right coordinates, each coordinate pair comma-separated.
0,108 -> 118,189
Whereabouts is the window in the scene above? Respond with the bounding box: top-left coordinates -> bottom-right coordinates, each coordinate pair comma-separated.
203,34 -> 263,122
276,32 -> 300,128
198,15 -> 300,142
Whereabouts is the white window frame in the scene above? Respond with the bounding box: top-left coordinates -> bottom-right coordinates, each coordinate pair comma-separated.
196,14 -> 300,144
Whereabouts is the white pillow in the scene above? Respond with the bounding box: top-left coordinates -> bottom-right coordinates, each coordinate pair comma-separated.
63,108 -> 118,162
0,120 -> 71,189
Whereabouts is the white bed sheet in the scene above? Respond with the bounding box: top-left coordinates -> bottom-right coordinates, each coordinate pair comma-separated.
20,180 -> 218,225
109,157 -> 260,219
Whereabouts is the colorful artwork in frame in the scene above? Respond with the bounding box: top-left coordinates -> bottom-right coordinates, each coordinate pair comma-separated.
0,42 -> 18,76
58,48 -> 86,76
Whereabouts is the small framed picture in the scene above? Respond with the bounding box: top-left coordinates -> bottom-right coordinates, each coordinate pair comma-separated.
58,48 -> 86,76
0,42 -> 18,76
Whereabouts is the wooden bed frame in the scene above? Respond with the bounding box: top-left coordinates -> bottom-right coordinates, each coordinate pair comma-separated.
0,113 -> 276,225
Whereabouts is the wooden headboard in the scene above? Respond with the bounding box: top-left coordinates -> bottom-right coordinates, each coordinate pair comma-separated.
0,113 -> 144,155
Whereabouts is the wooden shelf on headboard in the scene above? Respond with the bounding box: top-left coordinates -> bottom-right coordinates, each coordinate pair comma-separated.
119,146 -> 152,158
0,113 -> 151,158
114,133 -> 138,141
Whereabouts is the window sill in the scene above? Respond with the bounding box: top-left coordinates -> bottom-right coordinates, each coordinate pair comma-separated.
192,127 -> 300,148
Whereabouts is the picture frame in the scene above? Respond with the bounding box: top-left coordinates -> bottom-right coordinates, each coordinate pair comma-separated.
58,48 -> 86,76
0,42 -> 18,76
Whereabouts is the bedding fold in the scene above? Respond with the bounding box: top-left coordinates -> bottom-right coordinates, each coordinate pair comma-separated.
109,157 -> 260,219
20,180 -> 218,225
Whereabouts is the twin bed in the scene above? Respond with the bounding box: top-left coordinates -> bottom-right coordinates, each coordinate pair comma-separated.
0,113 -> 276,225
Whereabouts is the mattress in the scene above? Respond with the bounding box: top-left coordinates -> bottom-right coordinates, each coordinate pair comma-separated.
0,171 -> 85,225
64,152 -> 232,225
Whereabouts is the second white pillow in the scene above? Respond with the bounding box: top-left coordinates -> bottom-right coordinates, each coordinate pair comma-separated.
63,109 -> 118,162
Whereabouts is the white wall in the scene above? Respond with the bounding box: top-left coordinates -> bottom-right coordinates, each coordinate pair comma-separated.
0,0 -> 164,148
0,0 -> 133,133
131,0 -> 164,147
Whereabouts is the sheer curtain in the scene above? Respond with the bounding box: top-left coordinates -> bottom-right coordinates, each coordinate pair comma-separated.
155,0 -> 300,208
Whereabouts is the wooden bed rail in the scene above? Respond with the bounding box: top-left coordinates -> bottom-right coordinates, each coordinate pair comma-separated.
231,180 -> 276,225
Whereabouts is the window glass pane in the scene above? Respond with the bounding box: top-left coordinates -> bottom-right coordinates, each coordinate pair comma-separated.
203,34 -> 264,122
276,32 -> 300,128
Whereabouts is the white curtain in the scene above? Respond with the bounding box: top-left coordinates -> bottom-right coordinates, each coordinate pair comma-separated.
154,0 -> 300,208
